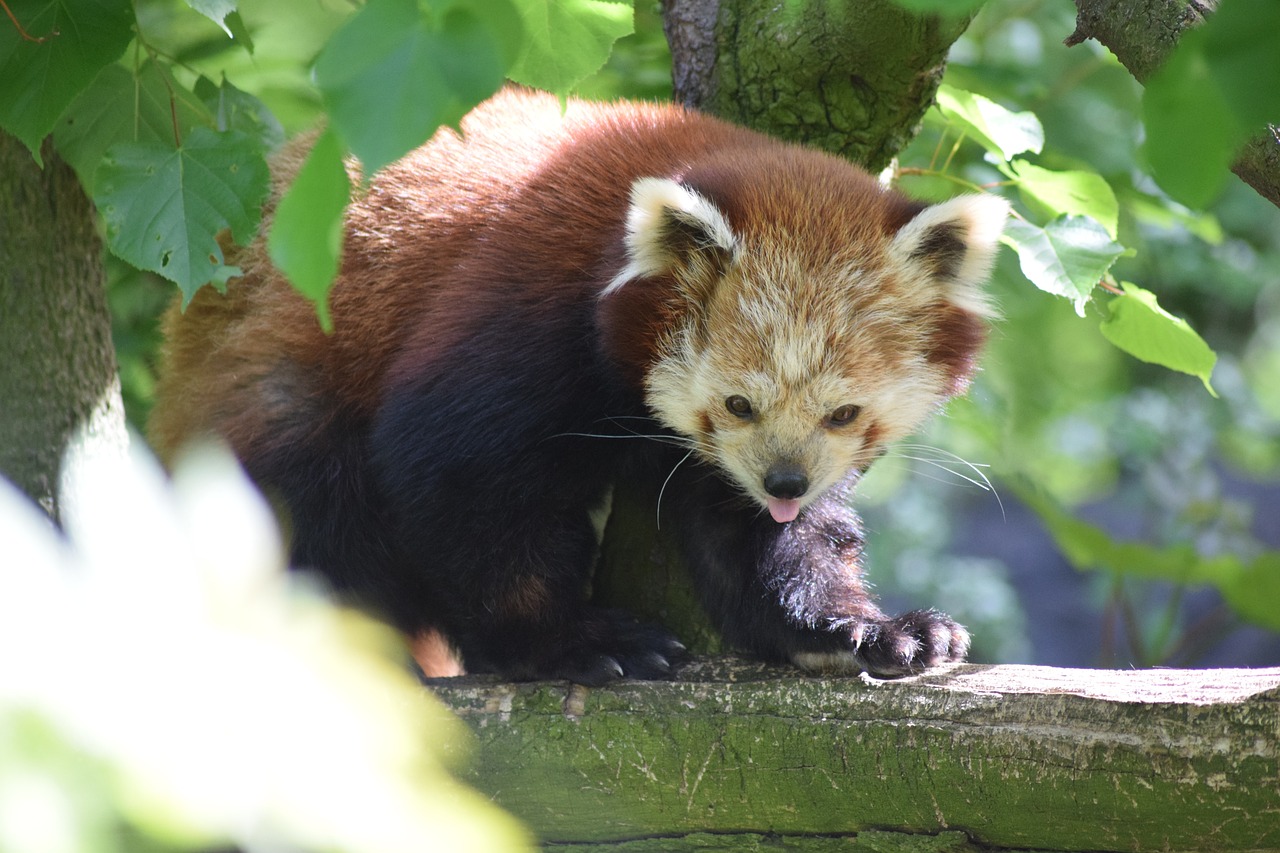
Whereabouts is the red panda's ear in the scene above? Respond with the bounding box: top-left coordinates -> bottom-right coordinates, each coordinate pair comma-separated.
889,194 -> 1010,397
602,178 -> 738,299
888,194 -> 1009,317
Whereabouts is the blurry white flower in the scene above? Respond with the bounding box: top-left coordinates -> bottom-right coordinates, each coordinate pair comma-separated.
0,440 -> 529,853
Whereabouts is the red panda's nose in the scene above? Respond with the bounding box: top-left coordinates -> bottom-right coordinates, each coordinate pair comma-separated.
763,463 -> 808,499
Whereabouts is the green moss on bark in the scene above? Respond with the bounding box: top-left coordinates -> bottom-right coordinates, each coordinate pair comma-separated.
665,0 -> 968,168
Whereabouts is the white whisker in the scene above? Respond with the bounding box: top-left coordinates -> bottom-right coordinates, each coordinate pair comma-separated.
657,449 -> 697,530
892,455 -> 991,490
877,443 -> 1005,520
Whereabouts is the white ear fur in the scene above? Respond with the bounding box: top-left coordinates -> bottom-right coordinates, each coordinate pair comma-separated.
889,194 -> 1010,316
601,177 -> 738,297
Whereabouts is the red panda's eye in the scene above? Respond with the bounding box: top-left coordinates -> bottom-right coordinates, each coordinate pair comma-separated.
725,395 -> 753,418
828,404 -> 861,427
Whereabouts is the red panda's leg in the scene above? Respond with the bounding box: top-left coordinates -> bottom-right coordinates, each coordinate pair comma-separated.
369,375 -> 686,684
393,496 -> 687,684
669,466 -> 969,678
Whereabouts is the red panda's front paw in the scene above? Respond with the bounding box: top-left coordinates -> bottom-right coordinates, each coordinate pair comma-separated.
793,609 -> 970,678
851,609 -> 970,678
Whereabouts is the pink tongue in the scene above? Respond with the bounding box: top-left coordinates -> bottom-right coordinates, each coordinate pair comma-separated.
767,497 -> 802,523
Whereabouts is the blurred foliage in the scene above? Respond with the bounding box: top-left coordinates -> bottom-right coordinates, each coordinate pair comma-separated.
0,442 -> 530,853
866,0 -> 1280,666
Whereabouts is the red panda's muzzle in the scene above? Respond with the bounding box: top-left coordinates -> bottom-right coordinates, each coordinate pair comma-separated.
764,462 -> 808,523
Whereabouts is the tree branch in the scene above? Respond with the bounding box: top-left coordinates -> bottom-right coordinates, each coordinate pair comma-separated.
1065,0 -> 1280,208
433,659 -> 1280,851
663,0 -> 969,169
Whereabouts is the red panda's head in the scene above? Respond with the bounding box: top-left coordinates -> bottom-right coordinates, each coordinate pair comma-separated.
599,148 -> 1009,523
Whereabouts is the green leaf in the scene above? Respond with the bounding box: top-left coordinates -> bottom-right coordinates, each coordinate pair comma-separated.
1099,282 -> 1217,395
1221,553 -> 1280,632
1123,187 -> 1223,245
0,0 -> 135,162
1004,216 -> 1127,316
194,75 -> 284,151
267,129 -> 350,332
1199,0 -> 1280,137
508,0 -> 633,97
223,11 -> 254,53
185,0 -> 236,36
96,127 -> 270,301
54,63 -> 214,194
1023,490 -> 1280,632
935,84 -> 1043,163
1008,159 -> 1119,238
314,0 -> 521,178
1026,490 -> 1204,583
1142,33 -> 1242,209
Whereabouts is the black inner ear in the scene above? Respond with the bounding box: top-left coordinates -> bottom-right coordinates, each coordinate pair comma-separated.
909,221 -> 967,281
660,208 -> 733,277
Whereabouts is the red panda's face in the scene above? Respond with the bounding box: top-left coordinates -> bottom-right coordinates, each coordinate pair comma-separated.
644,253 -> 957,522
604,173 -> 1009,523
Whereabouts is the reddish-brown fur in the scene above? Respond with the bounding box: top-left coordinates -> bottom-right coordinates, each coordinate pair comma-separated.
150,89 -> 1006,683
152,92 -> 941,464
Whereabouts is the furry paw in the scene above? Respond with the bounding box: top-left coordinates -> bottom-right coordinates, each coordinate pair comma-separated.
793,609 -> 969,678
549,610 -> 688,686
853,609 -> 969,678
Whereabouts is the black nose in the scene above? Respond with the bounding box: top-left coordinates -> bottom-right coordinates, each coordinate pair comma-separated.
763,463 -> 808,499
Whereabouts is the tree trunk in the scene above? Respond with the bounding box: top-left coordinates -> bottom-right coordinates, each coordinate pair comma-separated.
432,660 -> 1280,851
664,0 -> 968,170
0,132 -> 127,520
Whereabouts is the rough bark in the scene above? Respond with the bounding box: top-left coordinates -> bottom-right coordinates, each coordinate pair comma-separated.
432,660 -> 1280,851
663,0 -> 969,170
1065,0 -> 1280,208
1064,0 -> 1215,82
0,132 -> 127,519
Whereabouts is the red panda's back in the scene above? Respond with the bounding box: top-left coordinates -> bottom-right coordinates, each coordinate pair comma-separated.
149,90 -> 761,460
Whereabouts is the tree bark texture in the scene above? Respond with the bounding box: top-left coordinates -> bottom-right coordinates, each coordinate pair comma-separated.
432,660 -> 1280,851
1065,0 -> 1280,208
1065,0 -> 1215,82
663,0 -> 969,170
0,132 -> 126,519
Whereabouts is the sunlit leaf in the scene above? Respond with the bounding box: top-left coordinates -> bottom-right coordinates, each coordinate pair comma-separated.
1099,282 -> 1217,395
935,84 -> 1043,163
1008,159 -> 1119,238
0,0 -> 134,162
186,0 -> 237,36
314,0 -> 521,178
54,63 -> 214,193
508,0 -> 633,97
1004,216 -> 1126,315
96,128 -> 270,301
268,129 -> 350,332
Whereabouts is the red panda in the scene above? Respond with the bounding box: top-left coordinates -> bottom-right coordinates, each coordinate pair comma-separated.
149,88 -> 1009,684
